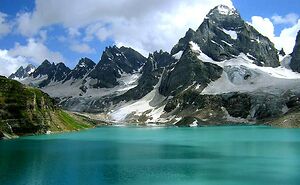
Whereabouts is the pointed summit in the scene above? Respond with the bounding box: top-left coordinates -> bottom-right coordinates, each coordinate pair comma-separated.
32,59 -> 52,78
172,5 -> 279,67
208,5 -> 238,17
63,57 -> 96,82
41,59 -> 51,66
8,64 -> 36,80
87,46 -> 146,88
205,5 -> 243,32
30,60 -> 71,87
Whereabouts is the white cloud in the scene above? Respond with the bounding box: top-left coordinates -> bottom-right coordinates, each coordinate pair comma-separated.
8,38 -> 65,64
251,16 -> 275,41
68,28 -> 81,38
250,15 -> 300,54
16,0 -> 233,54
0,12 -> 11,37
275,20 -> 300,54
0,38 -> 66,76
272,13 -> 299,25
84,22 -> 112,42
0,36 -> 67,77
70,43 -> 95,54
0,50 -> 28,77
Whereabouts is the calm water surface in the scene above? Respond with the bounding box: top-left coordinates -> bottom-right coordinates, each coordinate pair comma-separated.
1,126 -> 300,185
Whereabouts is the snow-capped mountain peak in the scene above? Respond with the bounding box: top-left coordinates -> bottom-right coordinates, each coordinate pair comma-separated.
216,5 -> 236,15
8,64 -> 36,80
172,4 -> 279,67
207,4 -> 239,18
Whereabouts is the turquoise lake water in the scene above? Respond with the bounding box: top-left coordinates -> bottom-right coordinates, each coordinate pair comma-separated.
1,126 -> 300,185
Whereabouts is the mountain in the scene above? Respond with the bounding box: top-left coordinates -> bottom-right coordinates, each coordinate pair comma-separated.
290,31 -> 300,72
31,60 -> 71,87
87,46 -> 146,88
0,76 -> 94,139
8,5 -> 300,127
171,5 -> 279,67
118,50 -> 177,101
16,45 -> 147,99
8,64 -> 35,80
63,57 -> 96,83
107,5 -> 300,126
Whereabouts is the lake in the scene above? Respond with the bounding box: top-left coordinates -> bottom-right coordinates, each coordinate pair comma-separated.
0,126 -> 300,185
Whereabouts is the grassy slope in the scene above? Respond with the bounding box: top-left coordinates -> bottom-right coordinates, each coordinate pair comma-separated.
50,110 -> 92,132
0,76 -> 93,139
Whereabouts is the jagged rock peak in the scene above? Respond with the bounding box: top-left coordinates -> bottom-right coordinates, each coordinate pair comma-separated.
279,48 -> 286,56
207,5 -> 238,17
290,30 -> 300,72
171,4 -> 279,67
8,64 -> 36,80
77,57 -> 95,68
63,58 -> 96,82
204,4 -> 243,31
41,59 -> 51,66
87,45 -> 146,88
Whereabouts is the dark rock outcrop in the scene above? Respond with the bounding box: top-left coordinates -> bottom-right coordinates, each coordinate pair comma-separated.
32,60 -> 71,87
64,57 -> 96,82
165,90 -> 287,126
9,64 -> 36,80
290,31 -> 300,72
118,50 -> 177,101
279,48 -> 286,56
171,5 -> 279,67
87,46 -> 147,88
159,48 -> 223,96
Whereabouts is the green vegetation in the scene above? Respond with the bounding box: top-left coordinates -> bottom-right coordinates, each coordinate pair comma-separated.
0,76 -> 93,139
56,110 -> 91,130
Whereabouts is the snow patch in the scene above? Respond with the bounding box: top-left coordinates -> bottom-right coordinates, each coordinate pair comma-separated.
109,72 -> 166,122
217,5 -> 236,15
28,68 -> 35,74
190,41 -> 201,53
189,41 -> 216,63
201,53 -> 300,95
221,40 -> 233,47
190,120 -> 198,127
173,51 -> 183,60
222,29 -> 238,40
79,63 -> 86,68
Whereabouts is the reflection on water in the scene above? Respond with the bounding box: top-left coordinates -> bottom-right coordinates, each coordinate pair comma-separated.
0,126 -> 300,185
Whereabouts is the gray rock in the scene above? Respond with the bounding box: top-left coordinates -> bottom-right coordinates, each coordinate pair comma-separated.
159,48 -> 223,96
290,31 -> 300,72
172,5 -> 279,67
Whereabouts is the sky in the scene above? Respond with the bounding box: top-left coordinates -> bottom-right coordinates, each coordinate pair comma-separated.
0,0 -> 299,76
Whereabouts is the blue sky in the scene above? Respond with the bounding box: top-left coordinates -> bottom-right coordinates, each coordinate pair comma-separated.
0,0 -> 299,76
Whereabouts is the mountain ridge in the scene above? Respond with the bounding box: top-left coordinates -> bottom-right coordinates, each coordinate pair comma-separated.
7,4 -> 300,127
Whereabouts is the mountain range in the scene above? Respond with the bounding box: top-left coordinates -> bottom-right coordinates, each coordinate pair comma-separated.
9,5 -> 300,127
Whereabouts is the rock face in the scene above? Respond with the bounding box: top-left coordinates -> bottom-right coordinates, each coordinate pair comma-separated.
0,76 -> 93,139
119,50 -> 177,101
159,48 -> 223,96
63,57 -> 96,82
8,64 -> 35,80
7,5 -> 300,128
60,50 -> 176,112
171,5 -> 279,67
290,31 -> 300,72
87,46 -> 146,88
31,60 -> 71,87
0,75 -> 55,136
